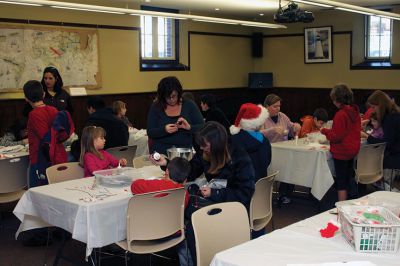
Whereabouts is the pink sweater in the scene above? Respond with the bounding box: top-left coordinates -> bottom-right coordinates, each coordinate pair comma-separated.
261,112 -> 296,143
83,150 -> 119,177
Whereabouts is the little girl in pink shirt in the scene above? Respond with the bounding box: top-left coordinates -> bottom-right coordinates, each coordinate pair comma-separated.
80,126 -> 127,177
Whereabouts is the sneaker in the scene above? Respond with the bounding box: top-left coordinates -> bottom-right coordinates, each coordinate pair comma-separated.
280,196 -> 292,204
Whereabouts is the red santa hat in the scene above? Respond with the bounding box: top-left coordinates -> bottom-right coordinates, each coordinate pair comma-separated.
230,103 -> 269,135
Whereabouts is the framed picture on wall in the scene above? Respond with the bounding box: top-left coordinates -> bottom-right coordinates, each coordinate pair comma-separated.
304,26 -> 333,64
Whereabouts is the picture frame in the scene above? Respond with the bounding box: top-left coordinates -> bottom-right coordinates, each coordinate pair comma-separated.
304,26 -> 333,64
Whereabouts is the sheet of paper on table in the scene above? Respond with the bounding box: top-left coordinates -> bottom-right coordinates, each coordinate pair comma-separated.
288,261 -> 376,266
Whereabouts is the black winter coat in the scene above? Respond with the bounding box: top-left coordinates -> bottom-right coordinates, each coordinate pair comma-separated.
188,144 -> 255,209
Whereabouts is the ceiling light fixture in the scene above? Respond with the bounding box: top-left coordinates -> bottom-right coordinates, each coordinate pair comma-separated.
0,0 -> 42,6
293,0 -> 332,8
293,0 -> 400,21
0,0 -> 286,29
334,7 -> 373,16
51,6 -> 126,15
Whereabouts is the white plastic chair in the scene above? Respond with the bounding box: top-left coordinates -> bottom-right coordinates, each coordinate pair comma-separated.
354,143 -> 386,184
192,202 -> 250,266
250,171 -> 278,232
46,162 -> 84,184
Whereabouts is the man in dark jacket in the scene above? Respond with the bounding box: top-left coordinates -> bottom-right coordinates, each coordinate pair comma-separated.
85,96 -> 129,149
200,94 -> 230,132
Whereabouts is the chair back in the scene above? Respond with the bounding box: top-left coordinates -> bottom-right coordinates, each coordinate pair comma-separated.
106,145 -> 137,167
355,143 -> 386,184
0,156 -> 28,202
192,202 -> 250,266
46,162 -> 84,184
249,171 -> 278,231
126,187 -> 186,253
133,154 -> 153,168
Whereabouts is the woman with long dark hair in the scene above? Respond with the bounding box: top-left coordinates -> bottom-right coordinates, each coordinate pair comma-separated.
151,121 -> 255,265
147,76 -> 204,154
41,66 -> 73,113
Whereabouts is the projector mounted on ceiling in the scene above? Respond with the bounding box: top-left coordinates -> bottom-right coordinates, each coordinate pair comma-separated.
274,1 -> 314,23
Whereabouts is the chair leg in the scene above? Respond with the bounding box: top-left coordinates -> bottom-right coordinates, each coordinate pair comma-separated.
43,228 -> 51,266
124,251 -> 128,266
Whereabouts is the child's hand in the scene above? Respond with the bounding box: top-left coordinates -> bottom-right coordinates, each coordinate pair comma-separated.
360,131 -> 368,138
200,187 -> 211,198
119,158 -> 127,167
149,154 -> 167,166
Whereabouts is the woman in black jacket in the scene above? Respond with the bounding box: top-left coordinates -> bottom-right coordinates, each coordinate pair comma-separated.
151,121 -> 255,265
41,66 -> 74,114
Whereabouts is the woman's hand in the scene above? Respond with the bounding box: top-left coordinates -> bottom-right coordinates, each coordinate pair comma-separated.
200,187 -> 211,198
165,124 -> 178,134
176,117 -> 191,130
274,126 -> 285,135
119,158 -> 127,167
149,154 -> 167,167
22,138 -> 29,145
293,123 -> 301,133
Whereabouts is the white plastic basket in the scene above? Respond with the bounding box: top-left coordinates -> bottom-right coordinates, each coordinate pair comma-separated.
338,205 -> 400,253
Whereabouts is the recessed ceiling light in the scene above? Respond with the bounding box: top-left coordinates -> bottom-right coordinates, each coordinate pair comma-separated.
259,13 -> 264,16
145,0 -> 151,3
215,8 -> 220,11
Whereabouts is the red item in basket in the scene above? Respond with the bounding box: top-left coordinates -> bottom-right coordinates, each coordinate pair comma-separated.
320,222 -> 339,238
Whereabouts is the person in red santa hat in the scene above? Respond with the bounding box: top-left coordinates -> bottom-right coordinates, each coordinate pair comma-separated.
230,103 -> 271,182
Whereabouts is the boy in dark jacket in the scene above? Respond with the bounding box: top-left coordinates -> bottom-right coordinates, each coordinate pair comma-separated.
321,84 -> 361,201
230,103 -> 271,181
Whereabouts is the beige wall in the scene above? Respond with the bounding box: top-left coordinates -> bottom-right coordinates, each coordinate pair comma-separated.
0,4 -> 399,100
0,4 -> 254,99
256,10 -> 400,90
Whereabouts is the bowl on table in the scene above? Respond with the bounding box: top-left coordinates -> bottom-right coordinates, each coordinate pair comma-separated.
167,147 -> 194,161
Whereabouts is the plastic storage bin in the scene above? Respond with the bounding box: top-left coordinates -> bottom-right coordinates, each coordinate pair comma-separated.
338,205 -> 400,253
93,167 -> 141,188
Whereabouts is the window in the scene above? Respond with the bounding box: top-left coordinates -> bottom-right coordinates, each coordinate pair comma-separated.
365,15 -> 392,60
140,6 -> 185,71
140,16 -> 176,60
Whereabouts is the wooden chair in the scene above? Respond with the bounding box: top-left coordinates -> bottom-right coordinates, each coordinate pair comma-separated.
249,171 -> 278,233
192,202 -> 250,266
116,188 -> 186,265
46,162 -> 84,184
106,145 -> 137,167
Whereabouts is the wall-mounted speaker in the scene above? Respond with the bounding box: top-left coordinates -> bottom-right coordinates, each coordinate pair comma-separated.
251,32 -> 263,58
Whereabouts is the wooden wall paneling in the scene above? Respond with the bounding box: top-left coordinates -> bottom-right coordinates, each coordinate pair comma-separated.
1,88 -> 398,137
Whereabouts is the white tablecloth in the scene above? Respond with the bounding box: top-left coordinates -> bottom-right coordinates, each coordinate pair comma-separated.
13,165 -> 163,257
269,139 -> 334,200
128,130 -> 149,156
211,191 -> 400,266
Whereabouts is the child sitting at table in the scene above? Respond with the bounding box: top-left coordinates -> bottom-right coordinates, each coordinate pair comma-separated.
131,156 -> 190,206
298,108 -> 329,138
321,84 -> 361,202
80,126 -> 127,177
0,118 -> 28,147
360,112 -> 384,143
112,100 -> 134,128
